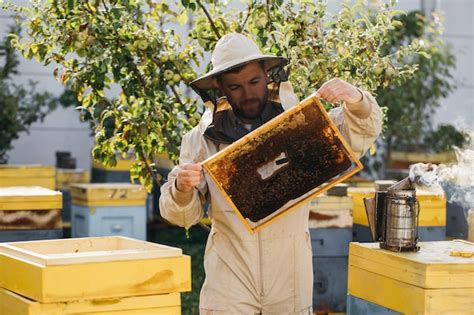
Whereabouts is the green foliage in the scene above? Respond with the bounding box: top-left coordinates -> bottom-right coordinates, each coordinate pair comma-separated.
3,0 -> 429,188
0,25 -> 59,164
424,124 -> 469,153
376,11 -> 457,156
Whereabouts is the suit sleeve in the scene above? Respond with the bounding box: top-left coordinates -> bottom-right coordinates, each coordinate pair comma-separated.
158,129 -> 207,228
329,90 -> 382,159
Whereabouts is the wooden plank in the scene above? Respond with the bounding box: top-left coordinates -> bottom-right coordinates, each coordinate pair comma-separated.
0,251 -> 191,303
0,209 -> 62,230
0,187 -> 62,211
202,93 -> 362,233
71,199 -> 146,207
0,288 -> 181,315
0,236 -> 182,266
348,265 -> 474,314
349,241 -> 474,289
92,158 -> 135,171
0,165 -> 55,178
70,183 -> 146,206
56,169 -> 90,190
390,151 -> 456,164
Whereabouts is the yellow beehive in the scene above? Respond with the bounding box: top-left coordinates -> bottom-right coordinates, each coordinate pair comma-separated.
0,288 -> 181,315
70,183 -> 147,207
0,165 -> 55,190
468,210 -> 474,242
56,169 -> 90,190
348,187 -> 446,227
92,158 -> 134,171
309,195 -> 353,228
0,236 -> 191,303
0,187 -> 62,230
348,241 -> 474,314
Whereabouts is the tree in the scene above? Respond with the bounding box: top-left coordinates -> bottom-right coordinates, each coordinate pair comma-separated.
364,11 -> 461,176
2,0 -> 428,189
0,25 -> 60,164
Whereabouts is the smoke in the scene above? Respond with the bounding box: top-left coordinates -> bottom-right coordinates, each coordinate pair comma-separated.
409,146 -> 474,211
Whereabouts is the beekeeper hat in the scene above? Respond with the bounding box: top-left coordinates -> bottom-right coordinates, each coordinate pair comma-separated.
190,33 -> 288,91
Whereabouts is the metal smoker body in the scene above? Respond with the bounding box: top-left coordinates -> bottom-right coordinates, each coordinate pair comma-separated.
364,177 -> 420,252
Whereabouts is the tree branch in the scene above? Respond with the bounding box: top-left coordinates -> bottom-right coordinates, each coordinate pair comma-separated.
196,0 -> 221,38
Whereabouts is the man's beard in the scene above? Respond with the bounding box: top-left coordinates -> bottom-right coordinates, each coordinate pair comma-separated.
231,90 -> 269,121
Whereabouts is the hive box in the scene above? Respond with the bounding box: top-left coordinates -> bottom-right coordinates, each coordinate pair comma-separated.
0,165 -> 55,190
70,183 -> 147,239
0,289 -> 181,315
56,169 -> 90,191
0,187 -> 62,241
348,241 -> 474,314
203,93 -> 362,233
0,236 -> 191,303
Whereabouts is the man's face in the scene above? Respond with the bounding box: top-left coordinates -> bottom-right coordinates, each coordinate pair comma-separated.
218,62 -> 269,120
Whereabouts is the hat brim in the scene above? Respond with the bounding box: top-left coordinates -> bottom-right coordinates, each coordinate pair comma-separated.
190,55 -> 288,91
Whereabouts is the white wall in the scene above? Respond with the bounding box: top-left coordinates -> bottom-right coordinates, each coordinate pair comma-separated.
1,0 -> 472,169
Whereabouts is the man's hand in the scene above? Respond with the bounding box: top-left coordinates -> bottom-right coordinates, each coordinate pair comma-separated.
315,78 -> 370,118
176,163 -> 203,193
315,78 -> 363,105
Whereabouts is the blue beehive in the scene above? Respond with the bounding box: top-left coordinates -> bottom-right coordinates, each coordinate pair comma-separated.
70,183 -> 147,240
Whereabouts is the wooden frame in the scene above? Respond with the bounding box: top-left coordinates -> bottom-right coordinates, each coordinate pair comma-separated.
0,236 -> 181,265
202,92 -> 363,233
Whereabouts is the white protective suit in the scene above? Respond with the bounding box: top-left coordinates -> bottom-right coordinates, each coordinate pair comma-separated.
160,87 -> 382,314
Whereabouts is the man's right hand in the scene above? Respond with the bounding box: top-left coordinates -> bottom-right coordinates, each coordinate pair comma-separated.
175,163 -> 203,193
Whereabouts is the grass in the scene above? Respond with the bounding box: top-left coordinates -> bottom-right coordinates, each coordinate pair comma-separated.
148,223 -> 208,315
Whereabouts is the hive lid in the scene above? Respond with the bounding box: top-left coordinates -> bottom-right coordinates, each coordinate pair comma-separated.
0,165 -> 55,178
0,186 -> 62,210
349,240 -> 474,289
70,183 -> 146,206
0,236 -> 182,266
202,92 -> 362,233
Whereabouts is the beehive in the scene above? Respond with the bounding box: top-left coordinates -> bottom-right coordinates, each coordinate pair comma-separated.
56,169 -> 90,191
91,157 -> 134,183
70,184 -> 147,239
0,187 -> 62,241
309,195 -> 352,229
0,165 -> 55,190
348,187 -> 447,241
0,289 -> 181,315
347,241 -> 474,314
0,236 -> 191,303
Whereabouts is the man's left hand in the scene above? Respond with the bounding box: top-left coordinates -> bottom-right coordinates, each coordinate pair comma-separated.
315,78 -> 363,105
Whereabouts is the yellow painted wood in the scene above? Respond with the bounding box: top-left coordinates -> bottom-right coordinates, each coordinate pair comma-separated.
92,159 -> 135,171
202,93 -> 363,233
348,265 -> 474,314
0,165 -> 55,178
309,208 -> 352,228
349,241 -> 474,289
0,251 -> 191,303
0,187 -> 62,211
56,169 -> 90,190
0,236 -> 182,266
349,187 -> 447,226
0,165 -> 55,189
391,150 -> 456,163
0,288 -> 181,315
70,183 -> 146,206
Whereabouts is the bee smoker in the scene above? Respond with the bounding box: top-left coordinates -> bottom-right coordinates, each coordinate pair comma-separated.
363,177 -> 420,252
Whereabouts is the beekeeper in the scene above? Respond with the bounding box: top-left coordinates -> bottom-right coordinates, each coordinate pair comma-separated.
160,33 -> 382,314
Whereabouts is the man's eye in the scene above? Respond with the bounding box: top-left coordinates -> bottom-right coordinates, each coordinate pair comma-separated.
251,79 -> 260,84
229,86 -> 239,90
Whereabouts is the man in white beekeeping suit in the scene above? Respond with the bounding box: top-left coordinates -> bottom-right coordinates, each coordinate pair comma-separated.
160,33 -> 382,314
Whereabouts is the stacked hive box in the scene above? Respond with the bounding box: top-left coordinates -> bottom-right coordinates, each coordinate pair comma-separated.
70,183 -> 147,240
347,241 -> 474,314
56,169 -> 90,228
0,187 -> 62,241
309,190 -> 353,313
348,187 -> 446,242
0,165 -> 55,189
91,158 -> 134,183
0,236 -> 191,314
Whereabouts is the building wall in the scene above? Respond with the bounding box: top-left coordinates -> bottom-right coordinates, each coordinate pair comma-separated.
1,0 -> 472,170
